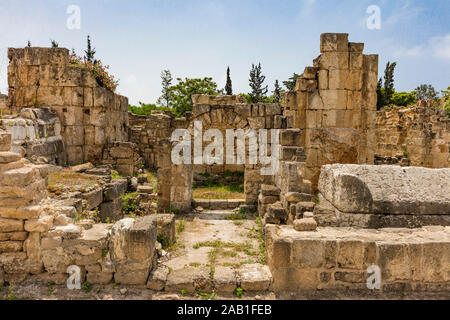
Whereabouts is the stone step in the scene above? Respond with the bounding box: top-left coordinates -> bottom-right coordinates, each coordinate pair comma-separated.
193,199 -> 245,210
0,166 -> 40,186
0,159 -> 27,172
0,151 -> 21,164
148,264 -> 272,295
186,210 -> 255,220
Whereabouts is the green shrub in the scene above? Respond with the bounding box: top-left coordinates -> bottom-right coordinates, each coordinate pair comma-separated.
69,53 -> 118,92
390,91 -> 416,107
128,102 -> 171,116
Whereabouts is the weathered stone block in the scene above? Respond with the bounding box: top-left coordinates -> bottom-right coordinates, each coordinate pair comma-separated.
320,33 -> 349,53
238,264 -> 272,291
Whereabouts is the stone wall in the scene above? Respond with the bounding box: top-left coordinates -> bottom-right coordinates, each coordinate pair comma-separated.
102,142 -> 142,177
7,47 -> 129,166
283,33 -> 378,190
191,96 -> 292,203
0,107 -> 65,165
0,129 -> 49,282
265,224 -> 450,292
375,106 -> 450,168
128,111 -> 189,169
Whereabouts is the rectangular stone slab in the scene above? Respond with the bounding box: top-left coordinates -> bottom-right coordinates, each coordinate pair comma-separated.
318,164 -> 450,215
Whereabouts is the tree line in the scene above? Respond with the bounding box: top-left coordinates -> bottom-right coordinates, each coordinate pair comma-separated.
131,63 -> 302,117
377,61 -> 449,117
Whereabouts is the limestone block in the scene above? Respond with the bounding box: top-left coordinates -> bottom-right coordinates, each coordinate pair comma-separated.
23,232 -> 40,262
295,79 -> 317,91
82,188 -> 103,211
349,42 -> 364,52
320,33 -> 349,52
165,267 -> 213,293
261,184 -> 280,196
320,90 -> 348,109
265,104 -> 282,116
147,266 -> 169,291
0,232 -> 28,241
318,70 -> 329,90
103,180 -> 127,202
213,266 -> 237,294
280,129 -> 302,147
110,217 -> 157,285
99,200 -> 123,223
350,52 -> 364,70
238,264 -> 272,291
315,52 -> 349,70
24,215 -> 53,233
0,152 -> 21,164
0,205 -> 42,220
153,214 -> 176,245
318,164 -> 450,215
0,132 -> 11,152
86,272 -> 113,284
0,218 -> 24,232
293,218 -> 318,232
248,117 -> 265,129
0,241 -> 23,253
301,67 -> 319,80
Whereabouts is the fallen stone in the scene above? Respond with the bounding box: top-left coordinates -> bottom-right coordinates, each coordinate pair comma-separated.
294,218 -> 318,231
110,217 -> 157,285
238,264 -> 272,291
70,162 -> 94,173
147,266 -> 169,291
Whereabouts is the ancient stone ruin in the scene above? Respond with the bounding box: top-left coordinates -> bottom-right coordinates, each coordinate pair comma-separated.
0,33 -> 449,299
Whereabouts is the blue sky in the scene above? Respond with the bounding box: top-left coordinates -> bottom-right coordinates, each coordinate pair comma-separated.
0,0 -> 449,105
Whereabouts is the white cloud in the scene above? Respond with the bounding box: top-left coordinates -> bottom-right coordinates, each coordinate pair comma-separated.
430,34 -> 450,60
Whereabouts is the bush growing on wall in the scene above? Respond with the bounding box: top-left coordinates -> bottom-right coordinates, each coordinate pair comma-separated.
128,102 -> 171,115
69,53 -> 119,92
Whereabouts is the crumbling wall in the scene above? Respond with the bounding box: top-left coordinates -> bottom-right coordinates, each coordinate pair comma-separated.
191,97 -> 292,203
128,111 -> 189,169
283,33 -> 378,190
0,107 -> 65,165
102,142 -> 142,177
375,106 -> 450,168
0,129 -> 49,283
7,47 -> 128,166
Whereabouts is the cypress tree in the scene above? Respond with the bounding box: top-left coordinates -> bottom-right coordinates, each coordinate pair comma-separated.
84,35 -> 96,63
249,63 -> 268,103
225,67 -> 233,95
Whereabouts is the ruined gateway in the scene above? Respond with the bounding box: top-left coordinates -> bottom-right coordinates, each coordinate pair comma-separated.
0,33 -> 449,299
